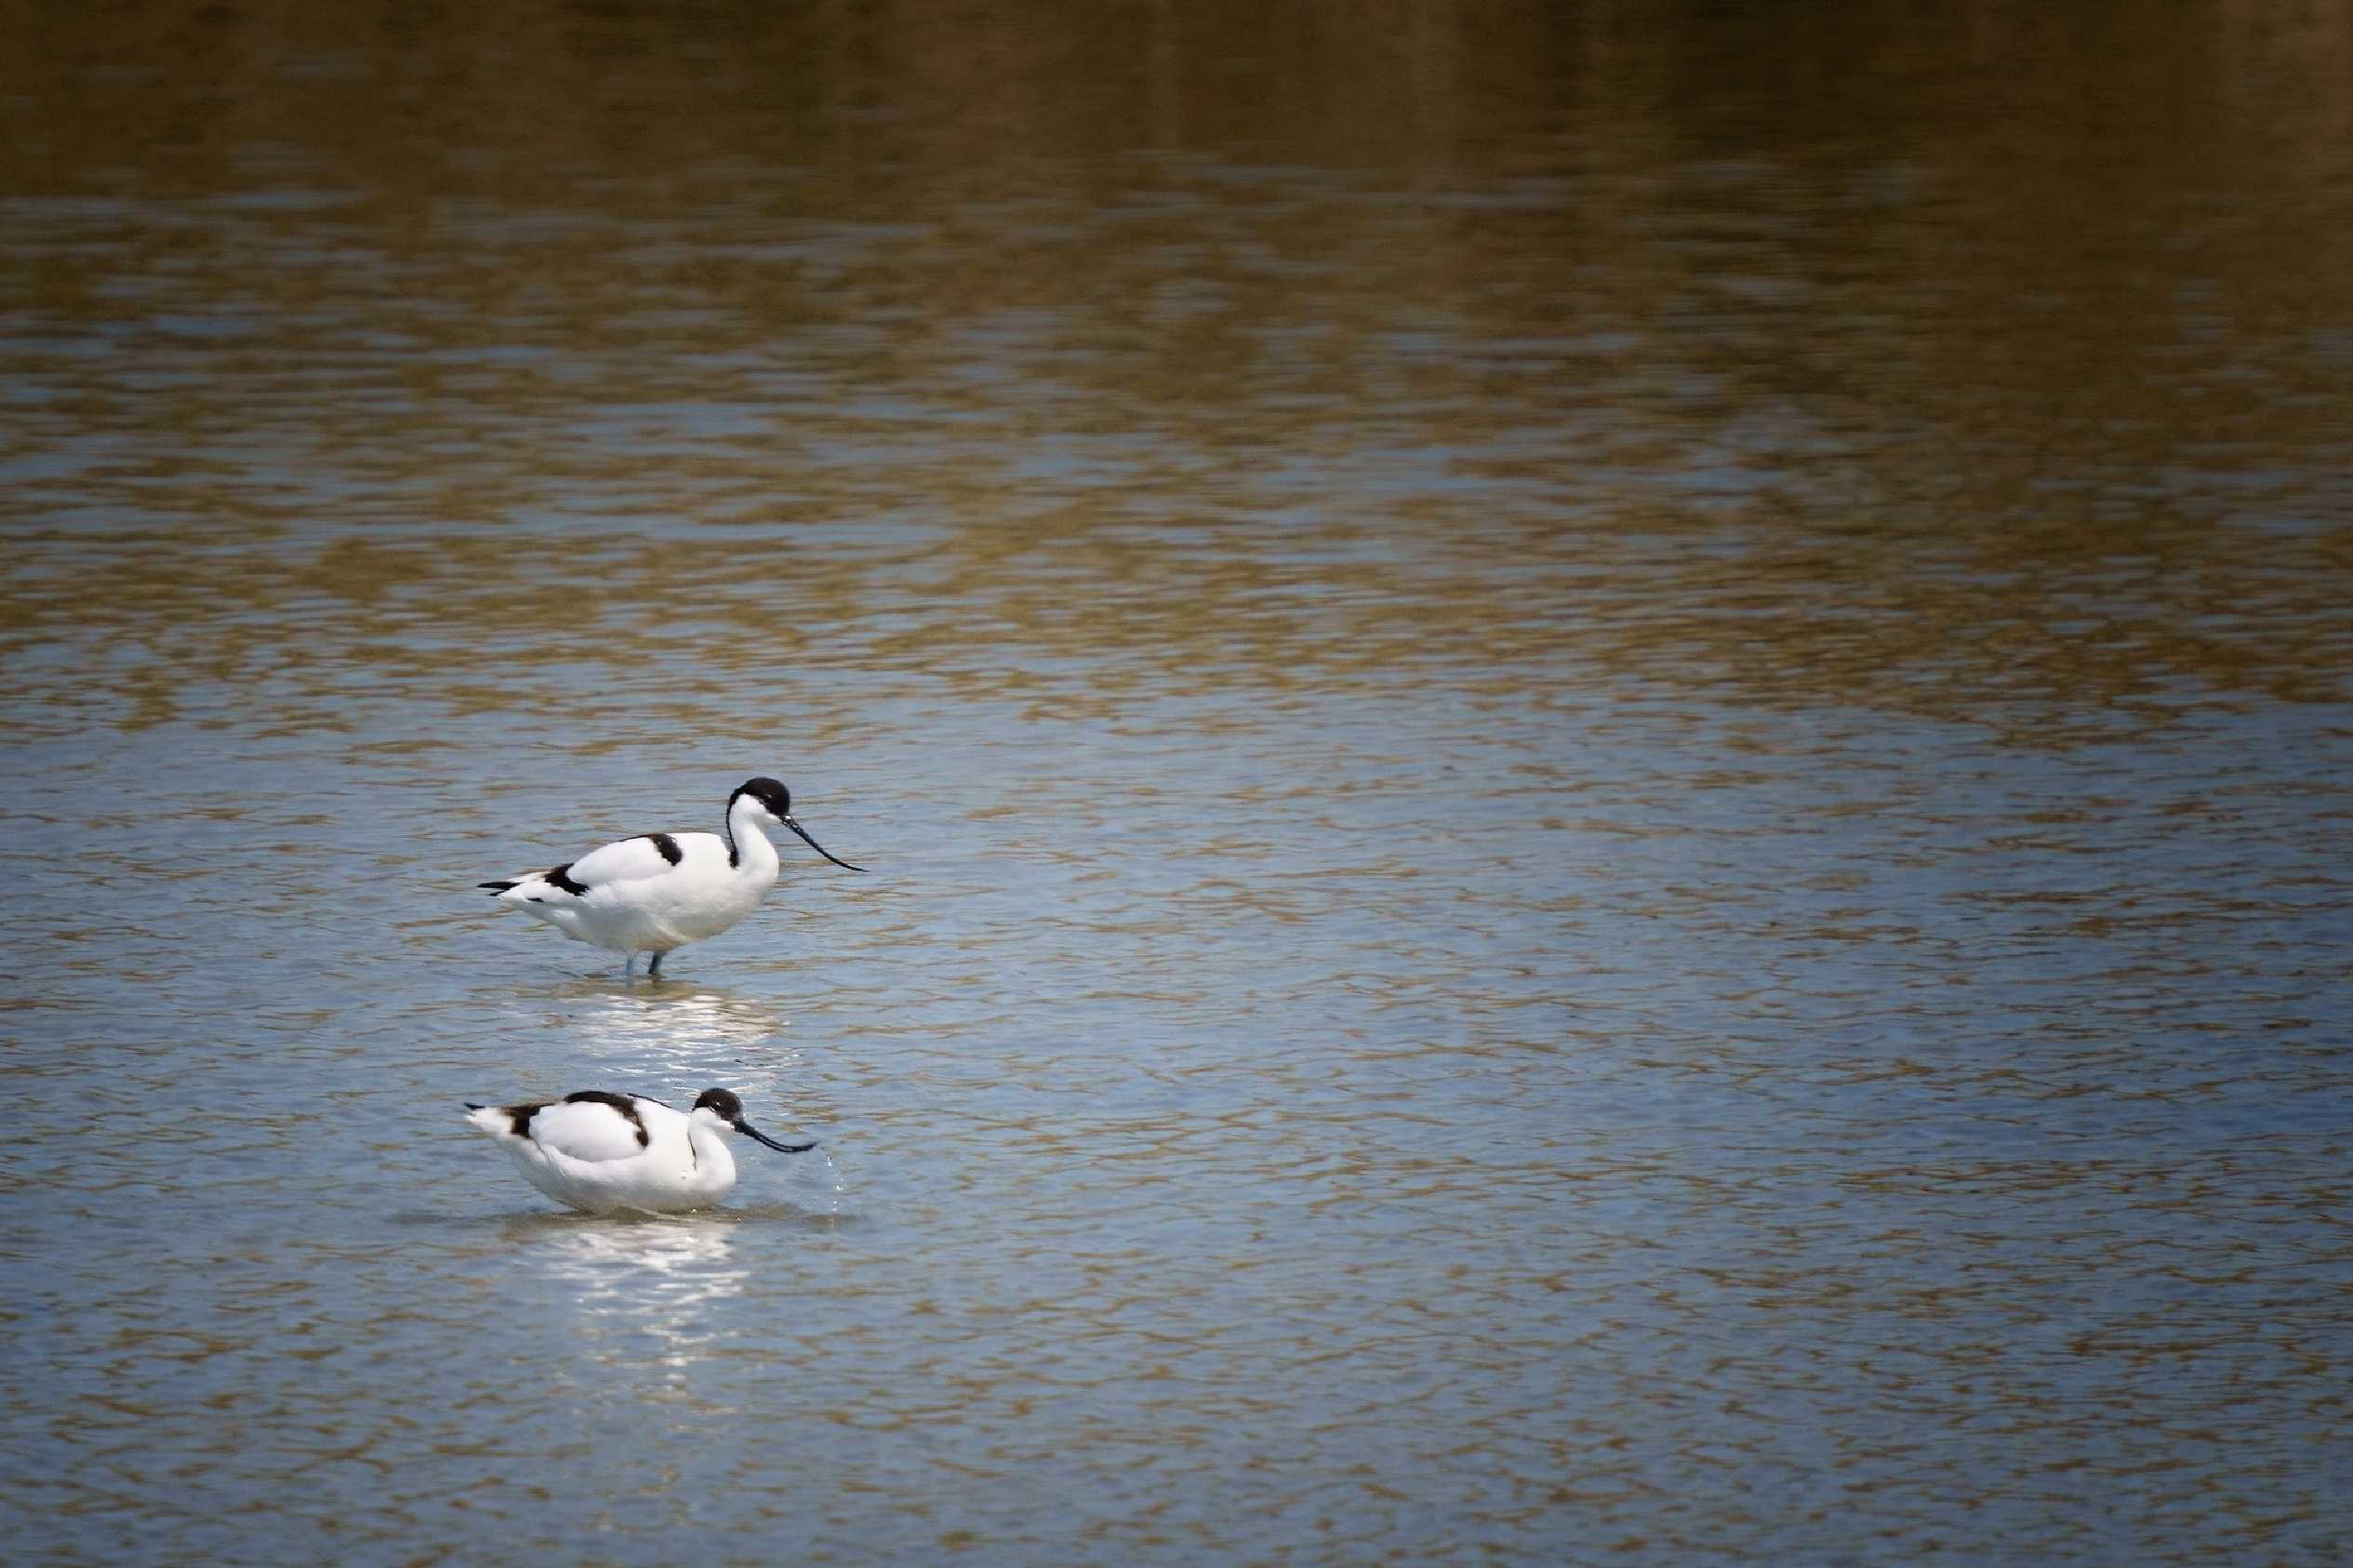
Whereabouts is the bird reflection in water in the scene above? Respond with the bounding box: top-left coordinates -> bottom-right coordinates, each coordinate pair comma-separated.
543,977 -> 798,1069
503,1215 -> 752,1390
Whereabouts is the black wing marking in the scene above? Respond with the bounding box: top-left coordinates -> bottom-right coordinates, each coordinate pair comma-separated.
561,1089 -> 649,1148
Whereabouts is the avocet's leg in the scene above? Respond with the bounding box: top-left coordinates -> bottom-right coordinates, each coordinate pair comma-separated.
622,950 -> 637,978
648,950 -> 665,978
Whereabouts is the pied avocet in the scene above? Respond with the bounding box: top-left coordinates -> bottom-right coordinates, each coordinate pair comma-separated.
463,1087 -> 816,1214
479,777 -> 863,976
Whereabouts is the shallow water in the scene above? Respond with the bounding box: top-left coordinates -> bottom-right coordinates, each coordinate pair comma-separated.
4,3 -> 2351,1563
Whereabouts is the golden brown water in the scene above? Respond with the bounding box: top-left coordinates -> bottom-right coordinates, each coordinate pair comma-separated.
4,3 -> 2349,1562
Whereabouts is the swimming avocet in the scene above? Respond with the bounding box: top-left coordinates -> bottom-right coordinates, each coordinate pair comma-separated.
463,1087 -> 816,1214
478,777 -> 863,976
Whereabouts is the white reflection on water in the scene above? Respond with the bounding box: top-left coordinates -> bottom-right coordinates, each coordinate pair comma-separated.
538,979 -> 799,1068
507,1216 -> 751,1388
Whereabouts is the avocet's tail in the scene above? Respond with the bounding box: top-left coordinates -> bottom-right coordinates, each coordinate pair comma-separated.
464,1102 -> 515,1137
480,863 -> 587,903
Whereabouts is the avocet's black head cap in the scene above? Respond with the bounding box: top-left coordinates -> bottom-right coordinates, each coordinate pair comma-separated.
694,1087 -> 746,1121
694,1086 -> 817,1154
733,777 -> 791,817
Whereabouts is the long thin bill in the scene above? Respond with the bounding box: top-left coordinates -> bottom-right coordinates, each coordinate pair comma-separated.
741,1121 -> 818,1154
784,817 -> 866,872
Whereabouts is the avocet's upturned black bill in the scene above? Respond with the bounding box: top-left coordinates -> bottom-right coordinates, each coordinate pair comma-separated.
463,1086 -> 818,1213
704,1085 -> 818,1153
476,777 -> 864,977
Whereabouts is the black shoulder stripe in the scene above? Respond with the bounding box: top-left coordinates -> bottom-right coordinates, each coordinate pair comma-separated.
546,862 -> 589,897
562,1089 -> 650,1147
643,832 -> 683,866
508,1100 -> 551,1137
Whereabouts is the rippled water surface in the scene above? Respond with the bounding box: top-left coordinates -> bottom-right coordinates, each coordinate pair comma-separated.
5,3 -> 2351,1563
